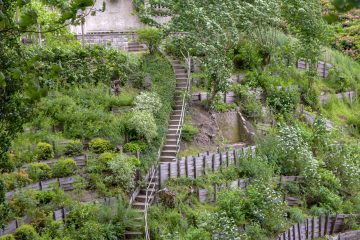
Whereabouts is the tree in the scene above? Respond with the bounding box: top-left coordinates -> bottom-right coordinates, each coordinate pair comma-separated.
0,0 -> 95,172
332,0 -> 360,12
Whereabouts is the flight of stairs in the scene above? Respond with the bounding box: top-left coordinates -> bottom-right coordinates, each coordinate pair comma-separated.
160,59 -> 189,162
124,173 -> 159,239
127,42 -> 147,52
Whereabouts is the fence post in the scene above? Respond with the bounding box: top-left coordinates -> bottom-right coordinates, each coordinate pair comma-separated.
211,154 -> 215,172
219,152 -> 223,170
158,164 -> 162,189
226,151 -> 229,167
168,162 -> 171,180
297,223 -> 301,240
233,149 -> 237,166
185,157 -> 189,177
193,157 -> 197,179
331,214 -> 338,235
177,160 -> 181,178
312,216 -> 315,238
202,156 -> 207,176
325,215 -> 329,235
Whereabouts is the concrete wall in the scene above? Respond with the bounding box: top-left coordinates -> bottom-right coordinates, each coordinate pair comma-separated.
70,0 -> 144,34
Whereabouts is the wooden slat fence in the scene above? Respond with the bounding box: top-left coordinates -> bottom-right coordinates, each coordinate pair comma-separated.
276,214 -> 359,240
328,230 -> 360,240
0,197 -> 118,236
296,60 -> 332,78
5,176 -> 77,200
159,146 -> 256,185
192,91 -> 236,103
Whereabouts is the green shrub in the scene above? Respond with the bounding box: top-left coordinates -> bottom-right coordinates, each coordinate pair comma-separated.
289,207 -> 305,223
233,85 -> 263,120
181,123 -> 199,142
64,140 -> 83,156
128,110 -> 158,143
123,141 -> 147,153
89,138 -> 112,154
137,27 -> 162,54
128,157 -> 141,167
104,154 -> 135,191
213,102 -> 237,112
52,159 -> 77,178
233,41 -> 261,70
1,170 -> 32,190
35,191 -> 56,205
28,163 -> 52,181
14,224 -> 39,240
133,92 -> 162,115
0,235 -> 15,240
34,142 -> 54,160
98,152 -> 116,164
267,86 -> 300,115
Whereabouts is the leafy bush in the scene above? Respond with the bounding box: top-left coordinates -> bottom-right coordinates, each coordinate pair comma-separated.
128,157 -> 141,167
0,235 -> 15,240
1,170 -> 32,190
199,211 -> 241,239
104,155 -> 136,191
35,191 -> 56,205
28,163 -> 52,181
267,86 -> 300,115
233,41 -> 261,70
133,92 -> 162,115
0,179 -> 5,203
213,102 -> 237,112
34,142 -> 54,160
129,110 -> 158,143
233,84 -> 263,119
288,207 -> 305,223
98,152 -> 116,164
181,123 -> 199,142
64,140 -> 83,156
137,27 -> 162,54
52,159 -> 77,178
89,138 -> 112,154
123,141 -> 147,153
14,224 -> 39,240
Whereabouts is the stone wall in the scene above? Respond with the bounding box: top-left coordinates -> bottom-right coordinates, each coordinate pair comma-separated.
70,0 -> 144,34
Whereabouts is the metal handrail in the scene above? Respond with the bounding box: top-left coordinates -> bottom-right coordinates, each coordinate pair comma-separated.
172,51 -> 191,160
144,165 -> 157,240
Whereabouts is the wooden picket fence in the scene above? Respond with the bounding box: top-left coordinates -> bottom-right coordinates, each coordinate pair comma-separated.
277,214 -> 359,240
192,91 -> 236,103
0,197 -> 118,236
158,146 -> 256,185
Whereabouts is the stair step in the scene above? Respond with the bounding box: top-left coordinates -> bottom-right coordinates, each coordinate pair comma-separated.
160,156 -> 177,162
161,150 -> 177,157
163,145 -> 178,151
170,115 -> 182,120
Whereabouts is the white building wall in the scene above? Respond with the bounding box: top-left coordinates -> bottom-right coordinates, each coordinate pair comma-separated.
70,0 -> 144,34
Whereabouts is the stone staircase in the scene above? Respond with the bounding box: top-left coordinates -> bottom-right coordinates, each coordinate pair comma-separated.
160,59 -> 189,162
124,173 -> 159,239
127,42 -> 147,52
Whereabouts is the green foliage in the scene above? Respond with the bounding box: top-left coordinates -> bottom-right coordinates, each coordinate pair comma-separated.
123,141 -> 147,153
129,110 -> 158,143
133,92 -> 162,115
14,224 -> 39,240
0,178 -> 5,203
104,154 -> 136,191
98,152 -> 116,164
181,123 -> 199,142
233,84 -> 263,120
288,207 -> 305,223
89,138 -> 112,154
267,86 -> 300,115
34,142 -> 54,161
0,235 -> 15,240
28,162 -> 52,181
233,41 -> 261,70
64,140 -> 83,156
51,159 -> 77,178
35,191 -> 56,205
137,27 -> 162,54
1,170 -> 32,190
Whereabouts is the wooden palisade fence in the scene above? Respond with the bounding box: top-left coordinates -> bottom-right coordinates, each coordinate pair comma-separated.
328,230 -> 360,240
277,214 -> 359,240
158,146 -> 256,186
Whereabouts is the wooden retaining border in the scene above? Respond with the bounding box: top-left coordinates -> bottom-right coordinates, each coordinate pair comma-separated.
296,60 -> 332,78
319,91 -> 356,105
159,146 -> 256,186
276,214 -> 359,240
5,176 -> 78,200
328,230 -> 360,240
0,196 -> 118,236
